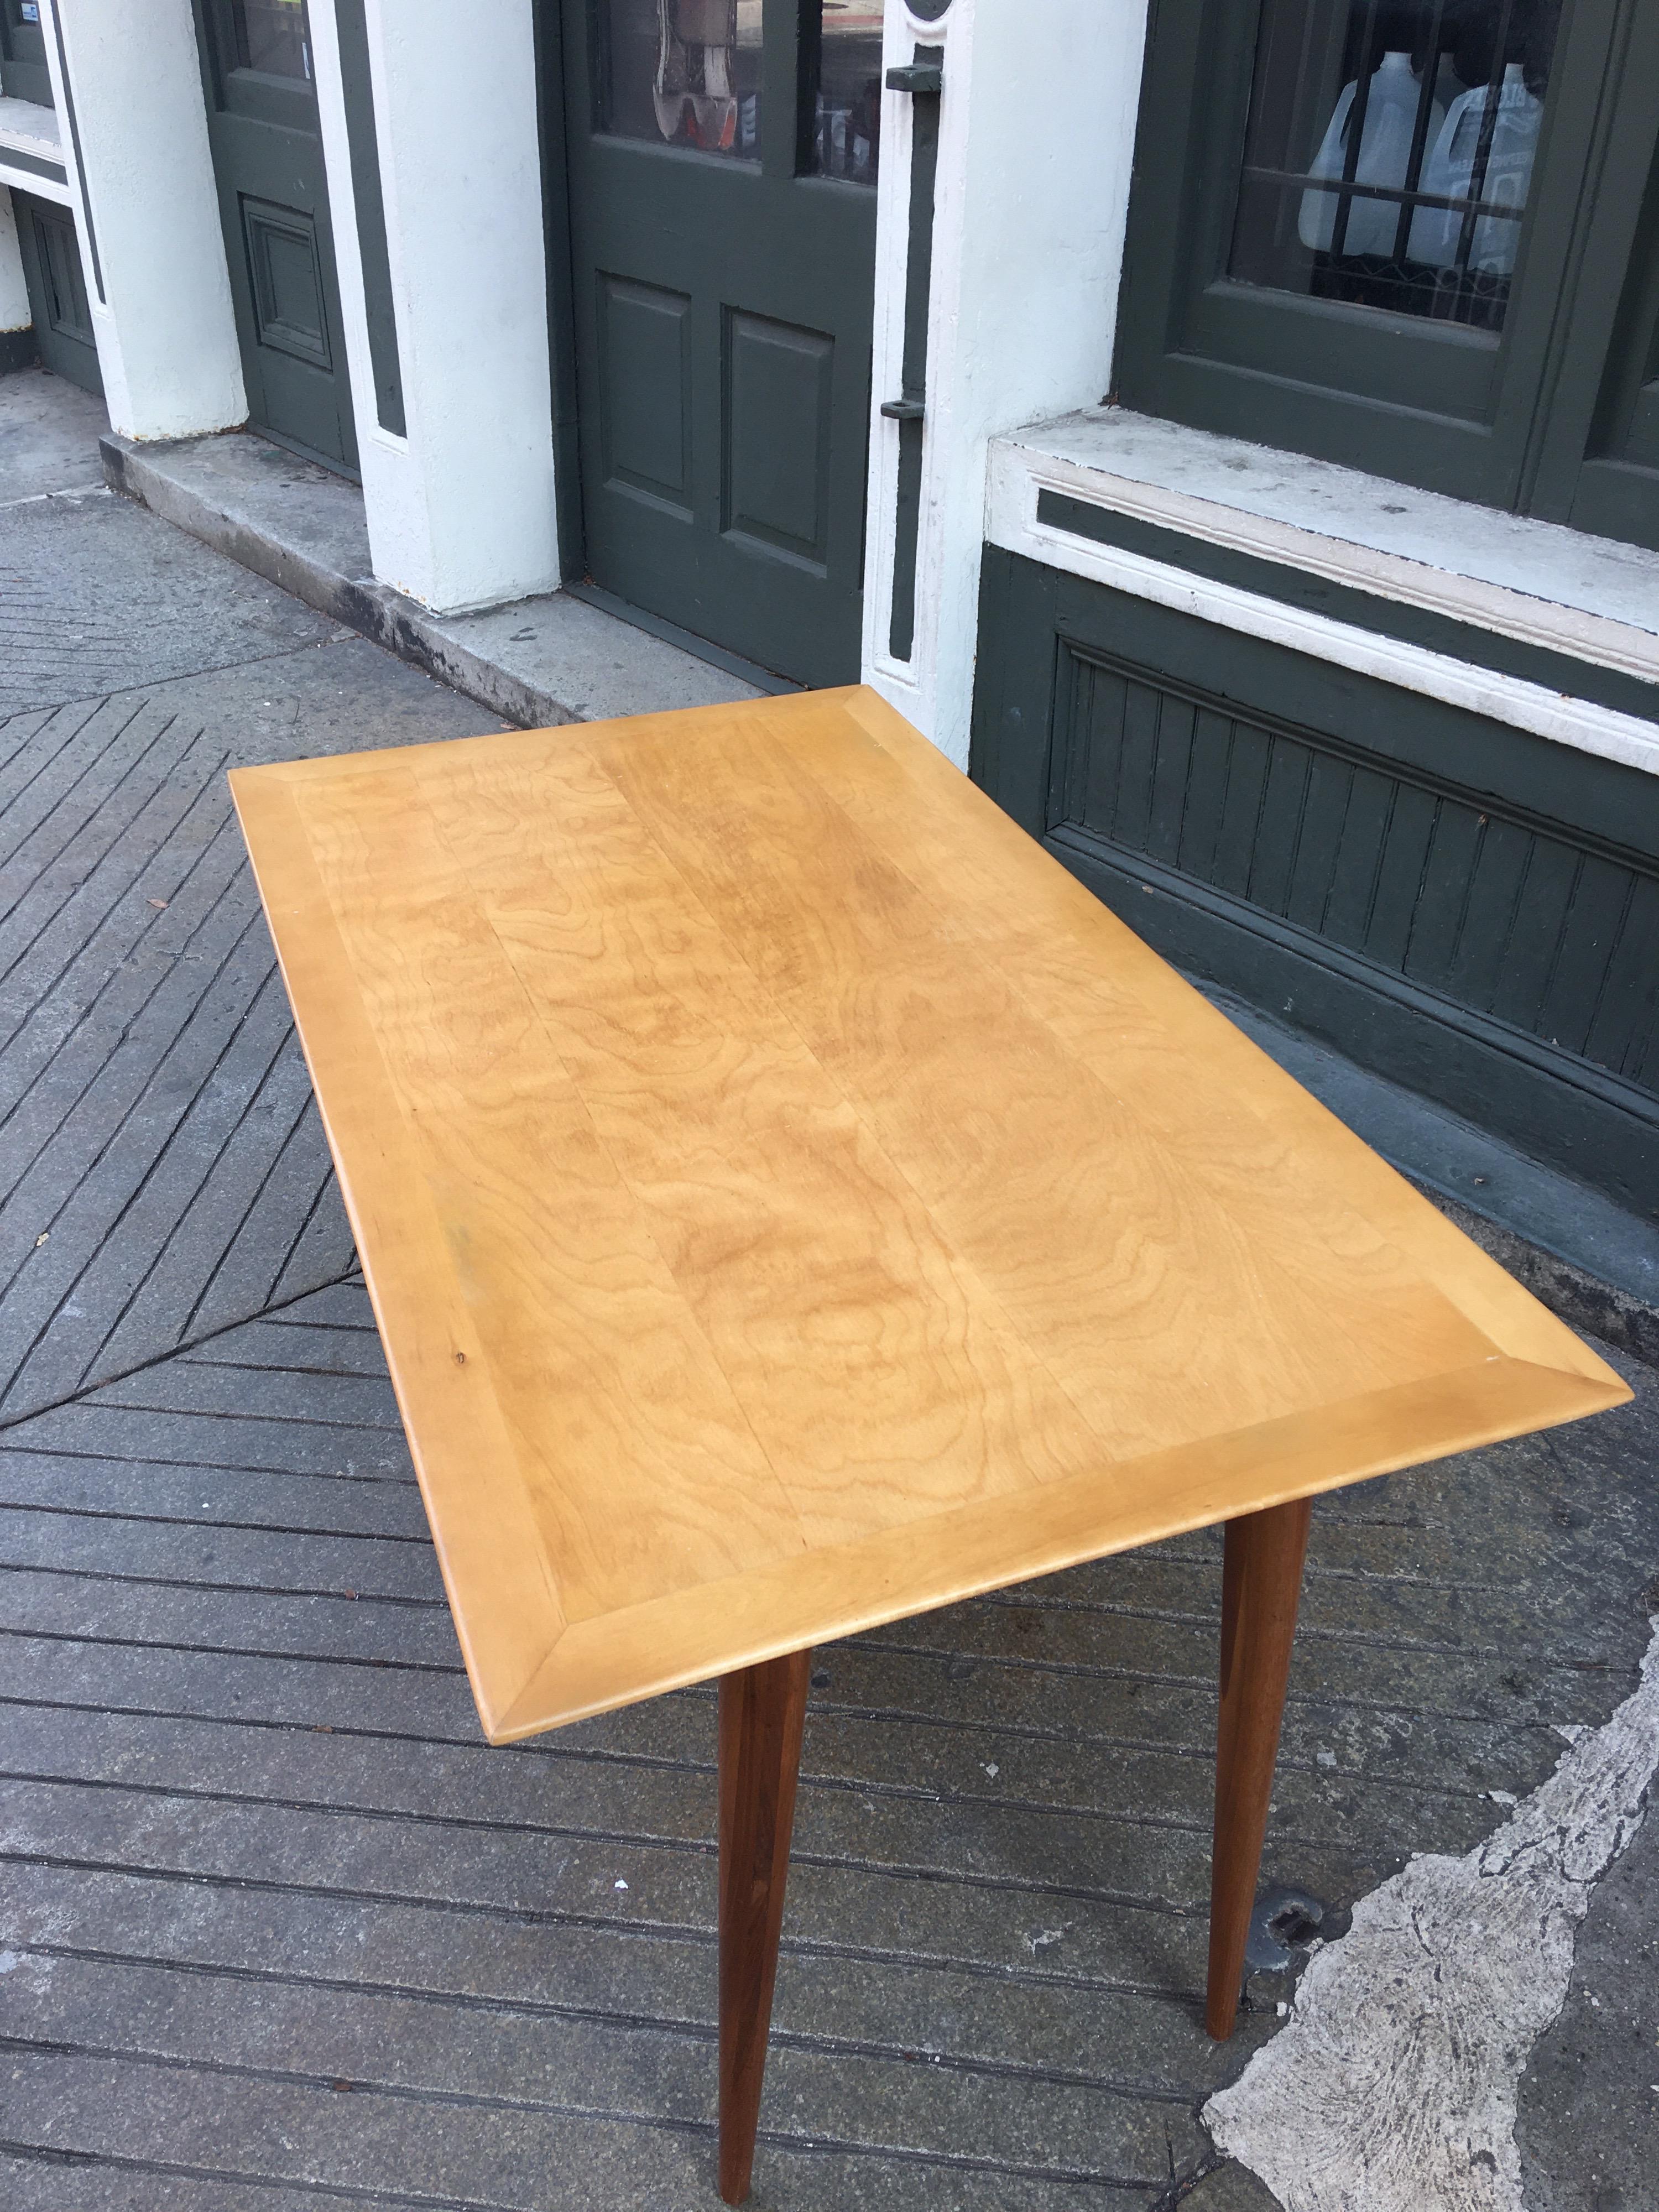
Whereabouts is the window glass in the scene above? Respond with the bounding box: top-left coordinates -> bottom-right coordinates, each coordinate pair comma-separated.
807,2 -> 882,184
233,0 -> 313,81
599,0 -> 764,162
1229,0 -> 1561,331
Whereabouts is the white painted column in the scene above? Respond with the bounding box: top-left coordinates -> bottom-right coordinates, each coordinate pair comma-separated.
40,0 -> 245,439
863,0 -> 1147,765
0,187 -> 29,340
310,0 -> 559,614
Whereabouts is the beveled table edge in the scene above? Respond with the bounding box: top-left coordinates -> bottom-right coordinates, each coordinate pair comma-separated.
483,1350 -> 1624,1740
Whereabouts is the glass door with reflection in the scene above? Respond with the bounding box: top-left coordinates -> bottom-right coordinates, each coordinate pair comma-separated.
193,0 -> 357,471
563,0 -> 880,684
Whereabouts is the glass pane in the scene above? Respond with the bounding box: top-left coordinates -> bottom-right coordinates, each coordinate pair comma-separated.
808,2 -> 883,184
233,0 -> 313,81
1229,0 -> 1561,333
598,0 -> 763,163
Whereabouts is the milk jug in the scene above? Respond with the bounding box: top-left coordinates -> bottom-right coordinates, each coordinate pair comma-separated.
1299,51 -> 1444,257
1407,64 -> 1542,274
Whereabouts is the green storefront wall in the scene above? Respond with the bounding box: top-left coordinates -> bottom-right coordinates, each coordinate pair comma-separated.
969,545 -> 1659,1215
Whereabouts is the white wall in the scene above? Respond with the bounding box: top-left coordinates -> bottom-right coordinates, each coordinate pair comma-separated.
310,0 -> 560,614
862,0 -> 1147,765
41,0 -> 245,439
0,186 -> 29,335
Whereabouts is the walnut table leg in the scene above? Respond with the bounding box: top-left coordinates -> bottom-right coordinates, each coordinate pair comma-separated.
1206,1498 -> 1313,2039
718,1648 -> 811,2204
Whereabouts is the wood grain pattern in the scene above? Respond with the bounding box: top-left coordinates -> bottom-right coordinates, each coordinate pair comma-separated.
718,1650 -> 810,2204
228,687 -> 1631,1743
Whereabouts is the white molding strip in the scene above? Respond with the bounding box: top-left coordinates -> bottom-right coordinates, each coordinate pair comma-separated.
0,97 -> 70,205
987,439 -> 1659,781
997,410 -> 1659,681
0,158 -> 69,205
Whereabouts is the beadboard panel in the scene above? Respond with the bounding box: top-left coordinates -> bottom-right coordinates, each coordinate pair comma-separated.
969,546 -> 1659,1211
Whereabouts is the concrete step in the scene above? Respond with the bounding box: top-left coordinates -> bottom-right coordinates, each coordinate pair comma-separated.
99,426 -> 764,730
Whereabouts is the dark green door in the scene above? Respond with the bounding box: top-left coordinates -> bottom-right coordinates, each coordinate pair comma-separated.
194,0 -> 357,472
561,1 -> 881,684
14,192 -> 103,396
0,0 -> 54,105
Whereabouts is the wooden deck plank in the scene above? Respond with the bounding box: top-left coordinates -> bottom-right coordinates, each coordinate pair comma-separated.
2,1291 -> 1654,2208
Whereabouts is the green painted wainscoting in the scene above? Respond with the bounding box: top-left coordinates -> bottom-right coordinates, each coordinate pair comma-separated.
969,546 -> 1659,1214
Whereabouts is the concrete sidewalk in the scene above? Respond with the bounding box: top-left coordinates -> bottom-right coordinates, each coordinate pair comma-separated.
2,365 -> 1656,2212
97,412 -> 771,733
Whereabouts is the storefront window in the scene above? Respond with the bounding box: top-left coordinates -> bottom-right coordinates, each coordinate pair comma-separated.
1229,0 -> 1561,331
598,3 -> 879,181
807,2 -> 881,185
599,0 -> 764,162
233,0 -> 312,82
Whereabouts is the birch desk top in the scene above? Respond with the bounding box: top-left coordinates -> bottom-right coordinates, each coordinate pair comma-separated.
230,685 -> 1627,1745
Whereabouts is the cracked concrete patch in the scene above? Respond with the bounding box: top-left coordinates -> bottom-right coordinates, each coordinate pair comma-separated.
1204,1617 -> 1659,2212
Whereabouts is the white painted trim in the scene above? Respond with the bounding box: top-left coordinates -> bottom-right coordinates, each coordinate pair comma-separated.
0,158 -> 68,207
987,440 -> 1659,779
37,0 -> 246,439
306,0 -> 413,572
1000,410 -> 1659,679
0,93 -> 69,204
0,183 -> 29,329
862,0 -> 1146,766
0,93 -> 61,152
860,0 -> 931,735
311,0 -> 559,615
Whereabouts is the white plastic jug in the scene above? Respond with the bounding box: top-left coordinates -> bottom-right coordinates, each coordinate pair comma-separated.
1407,64 -> 1541,274
1298,51 -> 1444,258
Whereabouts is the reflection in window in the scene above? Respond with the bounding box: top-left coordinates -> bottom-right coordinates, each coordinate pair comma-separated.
599,0 -> 764,162
1230,1 -> 1560,331
808,3 -> 882,185
234,0 -> 312,81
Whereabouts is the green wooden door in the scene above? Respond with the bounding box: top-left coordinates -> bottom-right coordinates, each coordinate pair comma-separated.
14,192 -> 102,396
0,0 -> 53,105
560,0 -> 881,685
194,0 -> 357,473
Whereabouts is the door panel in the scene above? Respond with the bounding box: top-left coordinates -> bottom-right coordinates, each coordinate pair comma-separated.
14,191 -> 102,396
194,0 -> 357,472
242,197 -> 333,368
598,274 -> 695,508
722,309 -> 834,566
562,0 -> 880,685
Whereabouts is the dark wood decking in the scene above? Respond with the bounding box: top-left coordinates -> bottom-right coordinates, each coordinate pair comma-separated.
2,1273 -> 1653,2207
2,642 -> 1656,2210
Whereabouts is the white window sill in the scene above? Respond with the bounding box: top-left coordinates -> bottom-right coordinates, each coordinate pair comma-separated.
0,93 -> 61,162
987,408 -> 1659,779
0,93 -> 70,203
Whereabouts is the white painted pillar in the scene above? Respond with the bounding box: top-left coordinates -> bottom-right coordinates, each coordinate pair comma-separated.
40,0 -> 245,439
863,0 -> 1146,765
0,187 -> 29,340
310,0 -> 559,614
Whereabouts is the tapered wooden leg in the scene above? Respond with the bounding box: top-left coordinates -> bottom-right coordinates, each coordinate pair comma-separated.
718,1648 -> 810,2205
1206,1498 -> 1312,2039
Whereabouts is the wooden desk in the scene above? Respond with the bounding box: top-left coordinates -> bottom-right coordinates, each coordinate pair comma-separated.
232,686 -> 1628,2202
